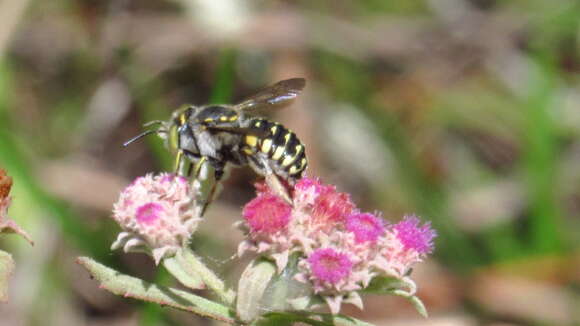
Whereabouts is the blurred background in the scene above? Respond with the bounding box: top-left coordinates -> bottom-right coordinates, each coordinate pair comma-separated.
1,0 -> 580,325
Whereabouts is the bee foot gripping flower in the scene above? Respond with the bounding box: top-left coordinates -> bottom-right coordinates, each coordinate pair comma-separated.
237,177 -> 437,316
112,173 -> 201,264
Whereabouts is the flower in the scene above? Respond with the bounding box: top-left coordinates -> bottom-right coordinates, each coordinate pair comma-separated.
243,193 -> 292,233
393,215 -> 436,254
373,215 -> 436,278
112,173 -> 201,264
345,213 -> 385,243
307,248 -> 353,285
237,177 -> 437,315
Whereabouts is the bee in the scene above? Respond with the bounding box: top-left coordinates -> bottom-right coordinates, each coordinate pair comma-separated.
124,78 -> 308,210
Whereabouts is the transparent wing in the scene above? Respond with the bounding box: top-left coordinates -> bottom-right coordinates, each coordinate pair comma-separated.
233,78 -> 306,113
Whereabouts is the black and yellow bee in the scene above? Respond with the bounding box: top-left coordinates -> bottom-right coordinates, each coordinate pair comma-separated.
124,78 -> 308,208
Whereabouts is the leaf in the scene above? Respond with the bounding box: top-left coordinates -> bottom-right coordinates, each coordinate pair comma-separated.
237,258 -> 276,322
177,248 -> 236,305
163,253 -> 205,291
255,311 -> 375,326
388,290 -> 428,318
360,276 -> 404,294
362,276 -> 428,317
76,256 -> 238,324
0,249 -> 14,302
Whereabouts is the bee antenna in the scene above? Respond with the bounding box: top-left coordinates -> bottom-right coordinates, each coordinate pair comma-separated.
143,120 -> 164,127
123,129 -> 158,147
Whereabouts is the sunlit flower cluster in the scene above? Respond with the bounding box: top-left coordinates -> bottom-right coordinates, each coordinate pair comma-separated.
238,177 -> 436,313
112,173 -> 201,264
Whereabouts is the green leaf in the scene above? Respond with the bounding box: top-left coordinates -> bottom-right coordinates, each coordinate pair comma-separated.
76,256 -> 238,324
361,276 -> 428,317
359,276 -> 402,294
256,311 -> 375,326
162,253 -> 205,291
177,248 -> 236,305
237,258 -> 277,322
388,290 -> 428,318
0,249 -> 14,302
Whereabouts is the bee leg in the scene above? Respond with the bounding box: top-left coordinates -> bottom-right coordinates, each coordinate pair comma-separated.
252,156 -> 292,204
265,173 -> 292,204
191,157 -> 226,216
201,164 -> 226,216
174,150 -> 188,176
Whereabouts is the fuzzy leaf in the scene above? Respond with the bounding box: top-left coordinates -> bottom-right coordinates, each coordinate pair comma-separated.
389,289 -> 428,318
362,276 -> 427,317
408,295 -> 428,318
77,256 -> 238,324
360,276 -> 403,294
255,311 -> 375,326
177,248 -> 235,305
0,250 -> 14,302
163,253 -> 205,290
237,258 -> 276,322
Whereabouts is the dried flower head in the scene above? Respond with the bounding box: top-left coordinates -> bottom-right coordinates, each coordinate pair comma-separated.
0,169 -> 33,245
0,170 -> 13,220
238,177 -> 437,314
112,173 -> 201,264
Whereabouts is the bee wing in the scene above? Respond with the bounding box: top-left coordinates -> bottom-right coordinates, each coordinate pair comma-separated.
233,78 -> 306,113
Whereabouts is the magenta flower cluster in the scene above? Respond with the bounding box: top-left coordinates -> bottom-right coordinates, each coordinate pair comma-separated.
238,177 -> 436,313
112,173 -> 201,264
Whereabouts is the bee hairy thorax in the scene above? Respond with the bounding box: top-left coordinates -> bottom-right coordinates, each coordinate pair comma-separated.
241,118 -> 307,182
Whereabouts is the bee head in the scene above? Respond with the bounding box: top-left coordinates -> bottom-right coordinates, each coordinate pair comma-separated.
123,106 -> 195,154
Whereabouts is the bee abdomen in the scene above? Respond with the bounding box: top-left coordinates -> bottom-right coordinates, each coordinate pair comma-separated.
242,118 -> 307,180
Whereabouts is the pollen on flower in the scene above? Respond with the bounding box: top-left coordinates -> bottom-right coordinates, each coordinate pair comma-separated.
243,193 -> 291,233
393,215 -> 436,254
308,248 -> 353,285
346,213 -> 385,243
111,173 -> 200,264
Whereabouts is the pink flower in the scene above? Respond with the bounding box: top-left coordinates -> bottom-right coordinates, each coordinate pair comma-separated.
243,194 -> 292,233
312,190 -> 355,225
308,248 -> 353,285
393,215 -> 436,254
237,176 -> 437,315
345,213 -> 385,243
112,173 -> 200,264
